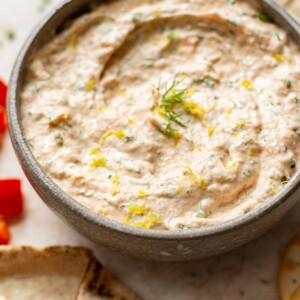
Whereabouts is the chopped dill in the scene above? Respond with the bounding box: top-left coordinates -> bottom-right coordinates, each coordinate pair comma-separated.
157,77 -> 187,137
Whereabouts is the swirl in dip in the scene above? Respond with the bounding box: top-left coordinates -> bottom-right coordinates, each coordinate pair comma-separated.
21,0 -> 300,230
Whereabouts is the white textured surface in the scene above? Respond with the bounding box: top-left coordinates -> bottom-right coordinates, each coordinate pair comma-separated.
0,1 -> 300,299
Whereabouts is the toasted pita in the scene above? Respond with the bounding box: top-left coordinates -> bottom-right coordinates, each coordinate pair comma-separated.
279,234 -> 300,300
0,246 -> 139,300
78,258 -> 140,300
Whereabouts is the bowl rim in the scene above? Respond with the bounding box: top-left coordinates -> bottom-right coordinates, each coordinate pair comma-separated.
7,0 -> 300,241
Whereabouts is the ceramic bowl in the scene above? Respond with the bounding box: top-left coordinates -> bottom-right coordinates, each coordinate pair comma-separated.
7,0 -> 300,261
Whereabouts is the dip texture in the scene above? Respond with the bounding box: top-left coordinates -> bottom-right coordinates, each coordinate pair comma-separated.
21,0 -> 300,230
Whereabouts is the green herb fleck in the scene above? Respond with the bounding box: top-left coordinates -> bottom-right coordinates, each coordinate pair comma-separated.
286,79 -> 292,89
6,31 -> 16,41
204,79 -> 215,88
275,32 -> 281,41
167,33 -> 176,41
227,19 -> 237,26
259,14 -> 270,23
281,176 -> 289,185
125,135 -> 134,143
243,170 -> 251,177
197,212 -> 207,219
295,98 -> 300,104
291,161 -> 297,169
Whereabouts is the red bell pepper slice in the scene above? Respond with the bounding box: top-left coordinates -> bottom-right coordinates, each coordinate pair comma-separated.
0,179 -> 23,218
0,79 -> 7,108
0,107 -> 7,134
0,220 -> 10,245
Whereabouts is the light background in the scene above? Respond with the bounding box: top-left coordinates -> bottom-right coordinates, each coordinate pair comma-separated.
0,0 -> 299,299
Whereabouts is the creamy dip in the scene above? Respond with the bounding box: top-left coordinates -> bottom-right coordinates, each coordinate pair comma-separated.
21,0 -> 300,230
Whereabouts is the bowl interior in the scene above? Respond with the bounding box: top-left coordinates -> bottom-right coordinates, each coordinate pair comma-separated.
7,0 -> 300,241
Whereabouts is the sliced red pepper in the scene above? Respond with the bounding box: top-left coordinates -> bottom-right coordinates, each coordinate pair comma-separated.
0,79 -> 7,108
0,107 -> 7,134
0,220 -> 10,245
0,179 -> 23,218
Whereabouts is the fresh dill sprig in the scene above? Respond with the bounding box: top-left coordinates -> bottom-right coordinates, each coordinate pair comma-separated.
157,77 -> 187,137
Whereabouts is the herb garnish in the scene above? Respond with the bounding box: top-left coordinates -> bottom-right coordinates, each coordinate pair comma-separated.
157,78 -> 187,137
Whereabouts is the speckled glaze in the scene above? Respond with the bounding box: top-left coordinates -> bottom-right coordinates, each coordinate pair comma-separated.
7,0 -> 300,261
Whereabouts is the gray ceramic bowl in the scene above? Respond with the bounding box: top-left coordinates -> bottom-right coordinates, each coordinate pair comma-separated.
7,0 -> 300,261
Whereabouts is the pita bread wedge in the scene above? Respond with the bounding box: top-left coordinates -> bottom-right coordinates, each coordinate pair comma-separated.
0,246 -> 140,300
279,234 -> 300,300
78,258 -> 140,300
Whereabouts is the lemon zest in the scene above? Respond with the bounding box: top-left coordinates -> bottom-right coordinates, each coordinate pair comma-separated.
242,79 -> 254,91
207,102 -> 216,111
225,162 -> 237,170
183,101 -> 205,120
247,151 -> 256,157
101,130 -> 126,144
199,178 -> 207,190
128,118 -> 137,125
98,107 -> 106,114
90,156 -> 106,171
185,166 -> 198,183
196,147 -> 202,152
173,131 -> 181,147
124,211 -> 161,229
124,203 -> 161,229
208,126 -> 215,137
226,108 -> 232,122
99,208 -> 107,215
271,53 -> 292,63
111,173 -> 120,196
154,8 -> 160,19
70,33 -> 77,50
157,107 -> 166,118
90,147 -> 100,155
86,79 -> 95,92
138,190 -> 149,199
120,88 -> 127,97
49,113 -> 69,126
177,47 -> 186,55
176,177 -> 186,194
128,203 -> 149,217
238,120 -> 246,128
